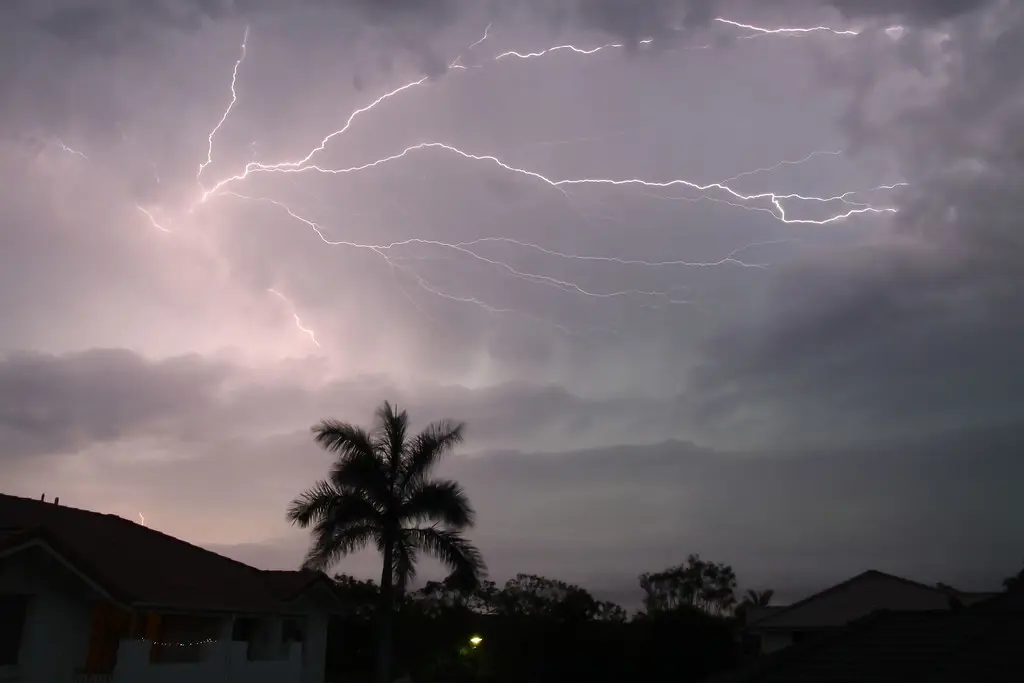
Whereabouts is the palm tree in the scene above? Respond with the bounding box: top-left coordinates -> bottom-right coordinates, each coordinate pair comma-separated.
743,588 -> 775,607
287,401 -> 486,683
736,588 -> 774,625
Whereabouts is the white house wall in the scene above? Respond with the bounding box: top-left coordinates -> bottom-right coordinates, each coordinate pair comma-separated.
760,631 -> 793,655
113,639 -> 303,683
0,548 -> 95,683
302,611 -> 329,683
1,547 -> 336,683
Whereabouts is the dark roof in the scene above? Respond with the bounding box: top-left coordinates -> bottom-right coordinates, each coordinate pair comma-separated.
262,569 -> 347,605
0,493 -> 331,613
746,606 -> 785,626
710,606 -> 1024,682
747,570 -> 981,631
970,585 -> 1024,612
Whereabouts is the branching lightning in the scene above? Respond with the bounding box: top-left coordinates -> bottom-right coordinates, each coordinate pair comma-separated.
198,26 -> 249,181
55,15 -> 906,349
210,141 -> 900,225
717,150 -> 843,184
268,288 -> 321,347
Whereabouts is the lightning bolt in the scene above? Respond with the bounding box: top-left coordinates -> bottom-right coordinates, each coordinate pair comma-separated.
198,26 -> 249,182
138,512 -> 145,526
712,17 -> 860,37
136,205 -> 173,233
211,141 -> 900,225
57,15 -> 901,342
54,139 -> 88,160
718,150 -> 844,184
490,16 -> 861,62
226,192 -> 700,305
268,288 -> 321,347
469,23 -> 492,49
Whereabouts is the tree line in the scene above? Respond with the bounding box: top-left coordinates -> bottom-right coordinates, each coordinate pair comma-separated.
333,557 -> 773,622
324,565 -> 761,683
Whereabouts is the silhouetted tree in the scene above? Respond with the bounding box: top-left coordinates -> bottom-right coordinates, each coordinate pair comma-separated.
287,401 -> 486,683
495,574 -> 602,621
332,573 -> 380,617
410,576 -> 499,617
325,564 -> 737,683
742,588 -> 774,608
593,599 -> 629,623
1002,565 -> 1024,591
640,555 -> 738,616
735,588 -> 774,625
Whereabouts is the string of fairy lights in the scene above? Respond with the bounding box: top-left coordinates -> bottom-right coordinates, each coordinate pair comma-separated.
132,637 -> 216,647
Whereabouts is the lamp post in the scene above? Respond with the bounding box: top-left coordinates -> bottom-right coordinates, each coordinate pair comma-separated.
465,635 -> 484,677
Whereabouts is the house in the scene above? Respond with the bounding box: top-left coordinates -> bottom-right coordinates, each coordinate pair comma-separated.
745,570 -> 995,655
0,492 -> 347,683
708,588 -> 1024,682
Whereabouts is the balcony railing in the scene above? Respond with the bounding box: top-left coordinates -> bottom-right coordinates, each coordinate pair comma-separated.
73,672 -> 113,683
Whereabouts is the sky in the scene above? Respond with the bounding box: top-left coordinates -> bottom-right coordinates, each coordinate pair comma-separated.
1,0 -> 1022,606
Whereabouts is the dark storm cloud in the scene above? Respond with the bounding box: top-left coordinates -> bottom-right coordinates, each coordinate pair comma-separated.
828,0 -> 996,24
0,350 -> 232,458
12,0 -> 232,50
0,349 -> 679,459
13,0 -> 989,57
690,1 -> 1024,443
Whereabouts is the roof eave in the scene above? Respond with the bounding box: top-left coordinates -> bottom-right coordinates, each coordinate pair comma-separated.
0,533 -> 127,607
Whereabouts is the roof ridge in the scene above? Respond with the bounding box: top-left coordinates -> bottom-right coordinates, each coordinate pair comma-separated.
749,569 -> 951,628
0,492 -> 268,577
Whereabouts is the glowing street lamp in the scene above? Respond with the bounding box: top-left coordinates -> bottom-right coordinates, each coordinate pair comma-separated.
469,635 -> 483,648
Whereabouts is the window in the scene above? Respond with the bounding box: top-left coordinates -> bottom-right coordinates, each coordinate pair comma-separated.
232,617 -> 256,641
0,594 -> 29,666
283,618 -> 305,643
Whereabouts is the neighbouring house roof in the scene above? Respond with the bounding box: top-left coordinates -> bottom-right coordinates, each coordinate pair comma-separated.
708,603 -> 1024,682
262,569 -> 347,605
747,570 -> 995,631
745,606 -> 785,626
0,493 -> 343,614
970,587 -> 1024,612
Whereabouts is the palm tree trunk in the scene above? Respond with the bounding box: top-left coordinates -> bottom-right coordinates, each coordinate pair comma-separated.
376,535 -> 395,683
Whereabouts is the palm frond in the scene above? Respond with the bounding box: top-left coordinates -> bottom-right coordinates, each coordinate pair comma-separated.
392,531 -> 419,596
373,401 -> 409,473
402,419 -> 465,487
314,493 -> 385,532
409,527 -> 486,591
400,480 -> 474,528
312,420 -> 376,459
329,448 -> 392,509
302,524 -> 377,572
286,480 -> 339,528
